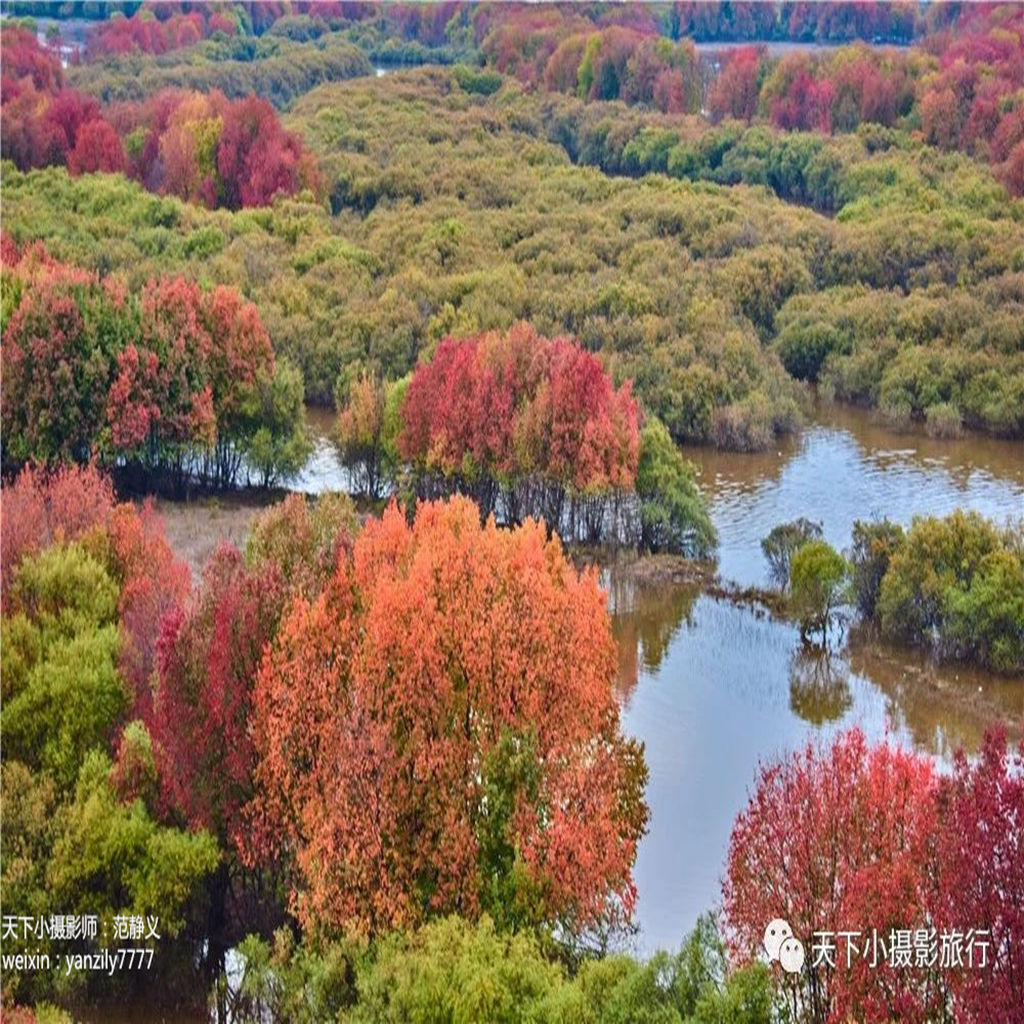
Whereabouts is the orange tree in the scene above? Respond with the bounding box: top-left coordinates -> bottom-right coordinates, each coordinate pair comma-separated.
247,496 -> 648,941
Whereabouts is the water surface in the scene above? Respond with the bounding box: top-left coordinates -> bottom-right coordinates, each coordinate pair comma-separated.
687,404 -> 1023,588
610,577 -> 1022,955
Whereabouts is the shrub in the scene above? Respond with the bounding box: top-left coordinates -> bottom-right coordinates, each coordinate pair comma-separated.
876,510 -> 1000,646
789,540 -> 849,639
869,511 -> 1023,673
941,549 -> 1024,674
924,401 -> 962,439
849,518 -> 904,617
761,518 -> 823,588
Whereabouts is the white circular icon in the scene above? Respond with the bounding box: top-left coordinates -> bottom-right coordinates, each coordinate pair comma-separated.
763,918 -> 792,961
779,936 -> 805,974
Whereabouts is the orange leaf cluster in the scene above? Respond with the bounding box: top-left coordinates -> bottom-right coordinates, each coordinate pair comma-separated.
249,496 -> 648,937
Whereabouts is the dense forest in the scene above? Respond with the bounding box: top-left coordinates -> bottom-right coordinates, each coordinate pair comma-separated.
4,9 -> 1023,454
1,5 -> 1022,1023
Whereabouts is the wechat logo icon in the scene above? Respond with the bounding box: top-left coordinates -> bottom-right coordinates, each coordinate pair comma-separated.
764,918 -> 805,974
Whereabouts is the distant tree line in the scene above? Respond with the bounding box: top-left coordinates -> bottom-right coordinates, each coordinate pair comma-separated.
1,26 -> 332,207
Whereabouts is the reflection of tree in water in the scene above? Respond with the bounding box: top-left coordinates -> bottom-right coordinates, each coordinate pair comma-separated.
788,643 -> 853,725
845,623 -> 1022,758
606,569 -> 700,700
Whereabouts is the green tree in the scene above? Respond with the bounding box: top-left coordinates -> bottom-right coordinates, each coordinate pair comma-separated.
876,510 -> 1001,646
47,751 -> 220,938
761,518 -> 822,588
241,358 -> 313,488
942,549 -> 1024,674
220,913 -> 774,1024
1,543 -> 126,786
789,539 -> 849,639
849,518 -> 905,617
636,416 -> 716,557
334,371 -> 394,500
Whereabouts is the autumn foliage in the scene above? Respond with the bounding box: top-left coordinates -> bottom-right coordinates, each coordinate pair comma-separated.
0,463 -> 190,720
0,27 -> 317,209
84,8 -> 236,60
399,323 -> 640,533
152,547 -> 285,847
151,493 -> 355,852
332,323 -> 712,553
724,726 -> 1024,1024
934,728 -> 1024,1023
917,4 -> 1024,195
0,26 -> 124,175
704,7 -> 1023,194
248,496 -> 648,937
1,245 -> 306,487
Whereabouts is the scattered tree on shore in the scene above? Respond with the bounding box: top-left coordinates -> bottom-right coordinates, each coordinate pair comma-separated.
761,517 -> 823,588
789,539 -> 849,640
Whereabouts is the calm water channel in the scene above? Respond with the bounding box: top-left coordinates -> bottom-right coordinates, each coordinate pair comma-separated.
299,402 -> 1023,955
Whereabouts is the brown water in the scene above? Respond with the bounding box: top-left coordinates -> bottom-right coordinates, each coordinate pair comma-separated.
687,403 -> 1024,588
299,403 -> 1023,955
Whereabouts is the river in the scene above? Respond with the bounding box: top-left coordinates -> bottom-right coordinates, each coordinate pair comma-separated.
298,402 -> 1023,955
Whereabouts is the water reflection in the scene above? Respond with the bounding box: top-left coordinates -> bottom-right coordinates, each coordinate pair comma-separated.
301,402 -> 1023,588
615,585 -> 1022,956
606,568 -> 700,700
846,626 -> 1024,759
788,644 -> 853,725
616,592 -> 901,955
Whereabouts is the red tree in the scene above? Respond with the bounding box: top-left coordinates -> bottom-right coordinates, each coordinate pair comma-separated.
724,729 -> 940,1024
105,275 -> 218,457
67,118 -> 125,176
399,323 -> 639,496
152,494 -> 352,850
153,546 -> 285,848
108,500 -> 190,720
0,39 -> 318,210
248,497 -> 647,936
935,726 -> 1024,1023
0,25 -> 63,94
4,250 -> 284,481
85,10 -> 224,59
0,463 -> 116,597
216,96 -> 314,209
1,259 -> 129,462
42,89 -> 100,157
770,69 -> 835,133
708,46 -> 763,122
